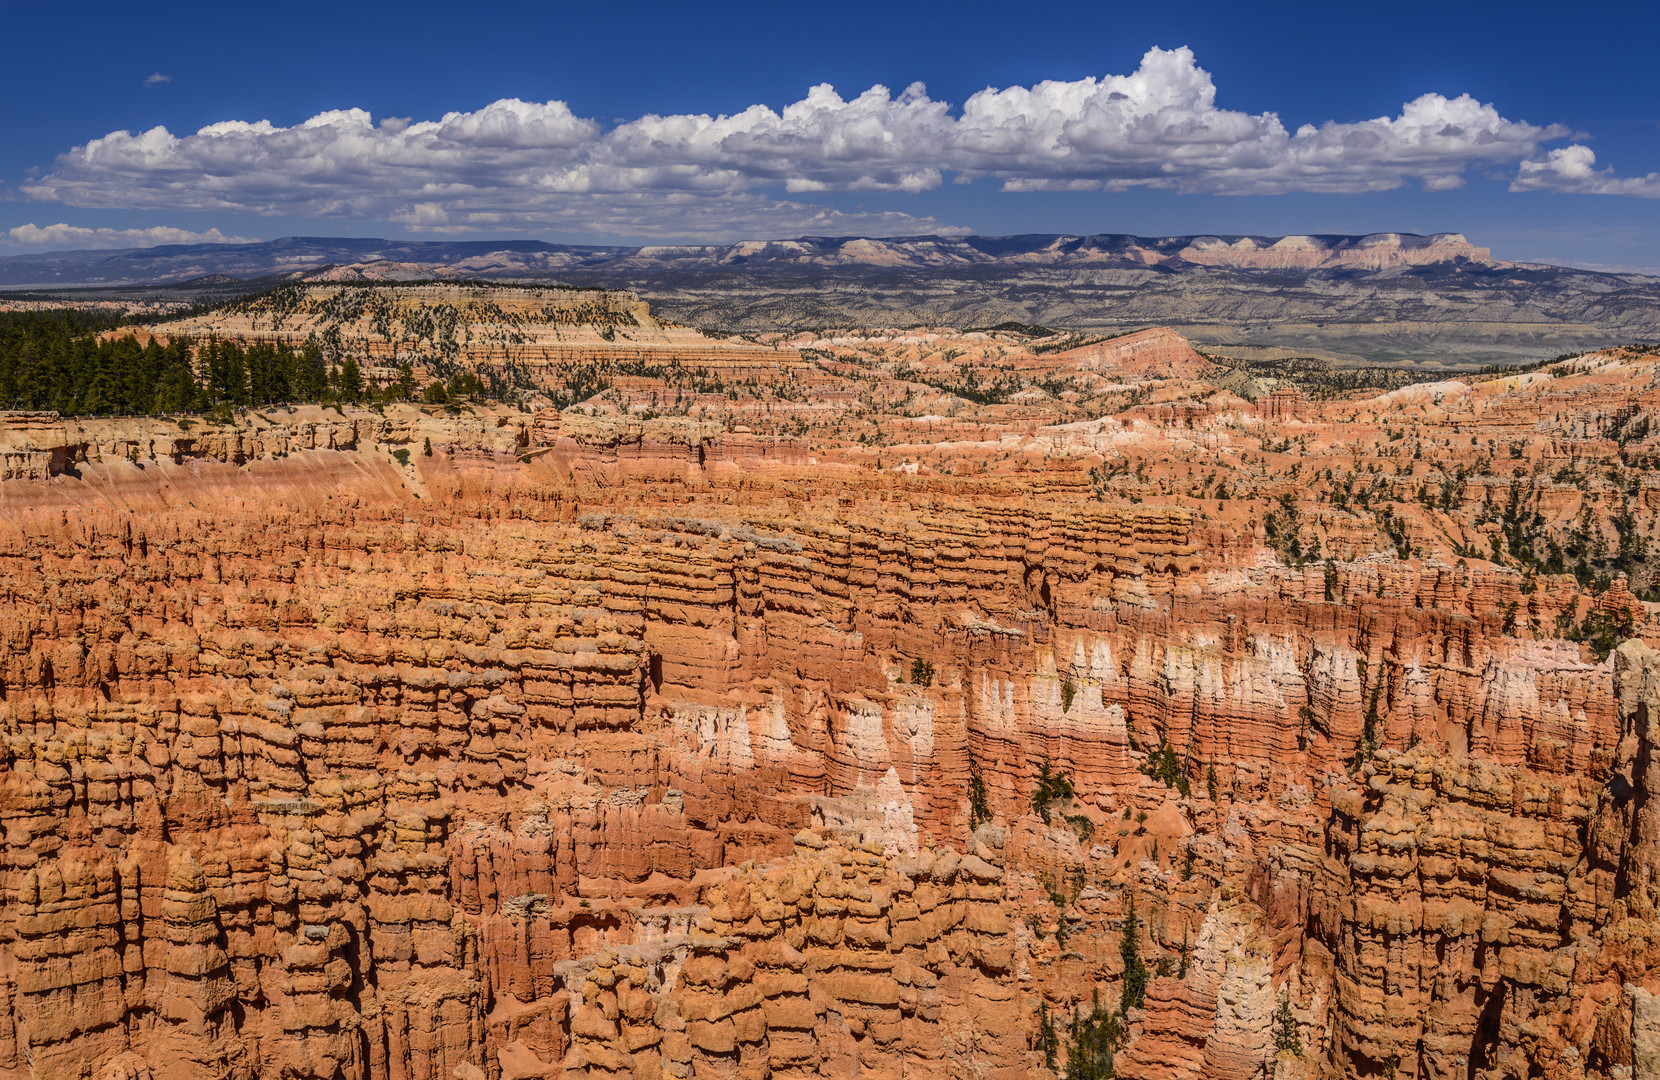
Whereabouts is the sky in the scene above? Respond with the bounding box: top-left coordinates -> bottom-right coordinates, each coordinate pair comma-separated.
3,0 -> 1659,270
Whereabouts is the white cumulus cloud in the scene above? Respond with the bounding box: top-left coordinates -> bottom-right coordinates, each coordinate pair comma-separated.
1512,145 -> 1660,197
6,223 -> 257,249
19,46 -> 1623,238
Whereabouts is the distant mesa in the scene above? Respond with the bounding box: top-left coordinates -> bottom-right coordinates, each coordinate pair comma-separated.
301,259 -> 470,283
1169,231 -> 1493,270
0,231 -> 1505,290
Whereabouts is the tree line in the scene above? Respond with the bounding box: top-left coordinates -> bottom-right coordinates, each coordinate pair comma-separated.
0,311 -> 487,417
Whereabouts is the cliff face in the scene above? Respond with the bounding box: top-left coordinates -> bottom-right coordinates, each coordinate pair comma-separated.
1169,233 -> 1495,272
1289,640 -> 1660,1080
2,337 -> 1660,1080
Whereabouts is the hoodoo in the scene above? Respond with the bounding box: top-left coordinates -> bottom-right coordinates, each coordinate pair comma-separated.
1,288 -> 1659,1078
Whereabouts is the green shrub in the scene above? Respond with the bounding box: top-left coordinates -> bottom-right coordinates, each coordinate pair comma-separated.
1141,744 -> 1190,797
1031,760 -> 1076,823
968,767 -> 991,829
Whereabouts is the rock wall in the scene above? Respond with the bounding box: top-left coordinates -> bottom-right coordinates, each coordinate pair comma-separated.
1264,639 -> 1660,1080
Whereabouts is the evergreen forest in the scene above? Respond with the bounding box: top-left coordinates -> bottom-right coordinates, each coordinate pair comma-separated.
0,311 -> 482,417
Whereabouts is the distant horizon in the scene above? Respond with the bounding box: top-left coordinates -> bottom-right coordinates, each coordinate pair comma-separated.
4,227 -> 1495,248
3,229 -> 1657,280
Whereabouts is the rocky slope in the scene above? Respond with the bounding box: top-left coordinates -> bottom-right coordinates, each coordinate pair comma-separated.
2,332 -> 1660,1080
136,282 -> 798,392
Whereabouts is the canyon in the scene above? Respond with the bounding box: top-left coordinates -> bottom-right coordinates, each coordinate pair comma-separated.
3,289 -> 1660,1080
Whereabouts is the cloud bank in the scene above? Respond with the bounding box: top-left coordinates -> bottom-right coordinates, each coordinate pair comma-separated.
7,223 -> 256,249
1511,145 -> 1660,197
22,47 -> 1645,239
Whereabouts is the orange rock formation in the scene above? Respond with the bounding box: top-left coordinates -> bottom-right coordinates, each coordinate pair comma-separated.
1,329 -> 1659,1080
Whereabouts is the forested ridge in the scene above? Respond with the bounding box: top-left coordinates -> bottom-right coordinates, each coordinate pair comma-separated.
0,310 -> 481,416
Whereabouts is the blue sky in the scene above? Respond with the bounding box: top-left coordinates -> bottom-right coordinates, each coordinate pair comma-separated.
3,0 -> 1658,269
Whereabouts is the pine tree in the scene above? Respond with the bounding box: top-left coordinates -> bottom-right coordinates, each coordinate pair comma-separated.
1037,1001 -> 1058,1070
1064,989 -> 1124,1080
334,356 -> 365,401
1120,895 -> 1148,1012
296,342 -> 329,400
1274,992 -> 1302,1056
968,767 -> 991,829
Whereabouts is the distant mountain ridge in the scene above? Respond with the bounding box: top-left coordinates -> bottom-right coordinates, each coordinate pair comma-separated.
0,232 -> 1506,288
3,233 -> 1657,364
